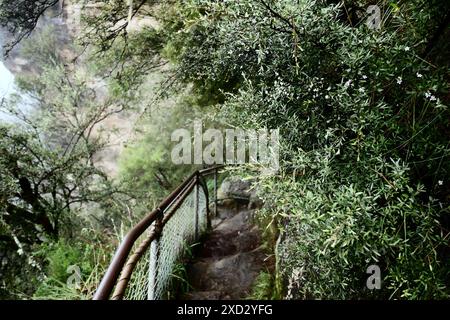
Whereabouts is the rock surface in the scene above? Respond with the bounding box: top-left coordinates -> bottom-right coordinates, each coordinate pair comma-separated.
184,178 -> 268,300
218,176 -> 253,199
217,176 -> 264,210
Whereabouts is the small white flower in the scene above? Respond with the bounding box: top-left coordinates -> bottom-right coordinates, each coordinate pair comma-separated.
396,77 -> 402,84
325,95 -> 330,99
438,180 -> 443,186
404,46 -> 410,51
358,87 -> 365,93
344,80 -> 352,87
362,75 -> 367,80
425,91 -> 437,101
416,72 -> 423,78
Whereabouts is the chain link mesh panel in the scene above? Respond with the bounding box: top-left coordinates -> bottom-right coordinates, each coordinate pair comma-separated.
123,181 -> 209,300
124,245 -> 149,300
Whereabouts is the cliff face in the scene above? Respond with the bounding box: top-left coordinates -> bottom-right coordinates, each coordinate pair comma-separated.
1,1 -> 157,178
2,0 -> 80,75
2,0 -> 158,75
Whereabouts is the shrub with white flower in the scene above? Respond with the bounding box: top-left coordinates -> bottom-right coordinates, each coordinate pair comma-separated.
165,0 -> 450,300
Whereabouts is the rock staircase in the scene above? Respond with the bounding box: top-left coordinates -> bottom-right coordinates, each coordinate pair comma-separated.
183,177 -> 270,300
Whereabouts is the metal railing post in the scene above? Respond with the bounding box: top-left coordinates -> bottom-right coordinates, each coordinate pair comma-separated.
148,209 -> 163,300
194,174 -> 199,241
214,168 -> 218,218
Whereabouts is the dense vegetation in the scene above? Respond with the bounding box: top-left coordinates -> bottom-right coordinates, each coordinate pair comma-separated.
155,0 -> 450,299
0,0 -> 449,299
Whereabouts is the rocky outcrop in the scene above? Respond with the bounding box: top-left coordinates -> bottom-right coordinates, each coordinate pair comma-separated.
218,176 -> 263,210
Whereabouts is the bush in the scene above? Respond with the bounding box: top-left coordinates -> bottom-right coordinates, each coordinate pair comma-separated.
162,0 -> 450,299
259,168 -> 448,299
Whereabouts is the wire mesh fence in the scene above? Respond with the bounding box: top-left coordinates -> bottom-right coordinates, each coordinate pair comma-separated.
123,242 -> 150,300
93,167 -> 226,300
122,179 -> 209,300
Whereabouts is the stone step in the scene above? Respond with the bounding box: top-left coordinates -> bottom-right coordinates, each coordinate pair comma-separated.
197,225 -> 261,258
214,209 -> 254,233
187,247 -> 266,299
184,177 -> 266,300
209,199 -> 250,218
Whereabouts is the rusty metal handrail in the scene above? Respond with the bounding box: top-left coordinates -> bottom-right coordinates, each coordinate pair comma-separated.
93,166 -> 224,300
